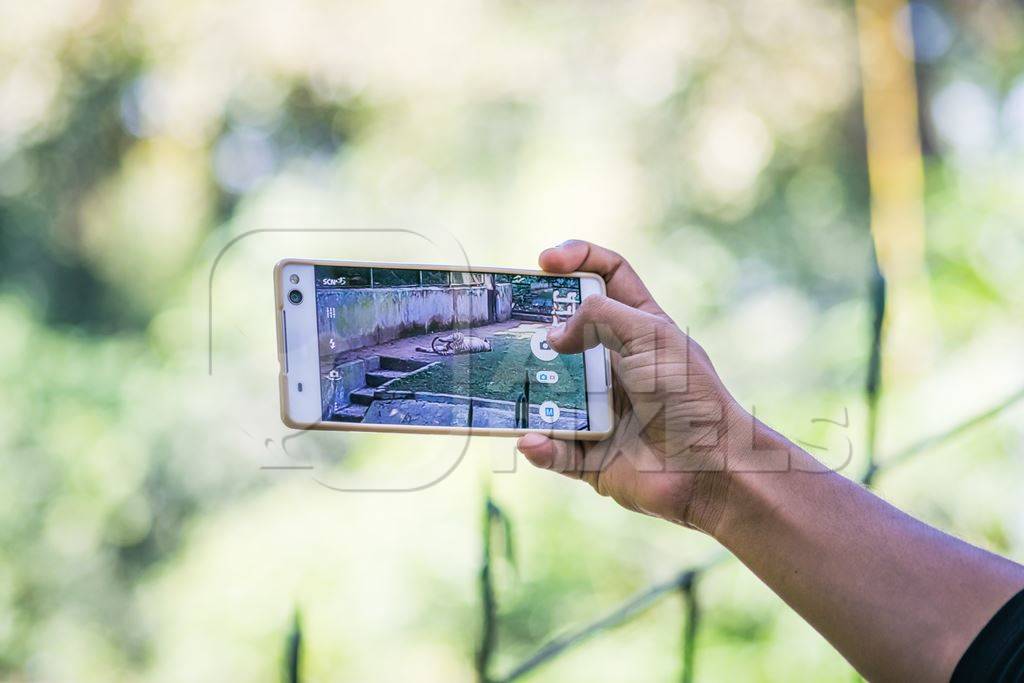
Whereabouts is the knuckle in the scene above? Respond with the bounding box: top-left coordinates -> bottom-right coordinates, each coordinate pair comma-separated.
607,247 -> 628,267
579,294 -> 610,316
654,318 -> 679,340
606,247 -> 636,275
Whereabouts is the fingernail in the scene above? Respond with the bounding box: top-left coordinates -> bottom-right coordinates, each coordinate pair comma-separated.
518,433 -> 547,449
518,434 -> 553,468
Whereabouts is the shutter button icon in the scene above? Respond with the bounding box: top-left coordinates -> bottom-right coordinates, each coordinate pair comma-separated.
531,329 -> 558,362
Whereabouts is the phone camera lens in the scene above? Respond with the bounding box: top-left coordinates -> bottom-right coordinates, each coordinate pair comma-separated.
288,289 -> 303,305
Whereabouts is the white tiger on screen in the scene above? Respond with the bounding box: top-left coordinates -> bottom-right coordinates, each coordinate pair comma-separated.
417,332 -> 492,356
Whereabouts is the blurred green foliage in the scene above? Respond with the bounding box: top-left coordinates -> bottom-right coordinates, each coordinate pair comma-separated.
0,0 -> 1022,680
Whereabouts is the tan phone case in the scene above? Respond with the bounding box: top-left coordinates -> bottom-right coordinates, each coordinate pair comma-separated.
275,258 -> 614,440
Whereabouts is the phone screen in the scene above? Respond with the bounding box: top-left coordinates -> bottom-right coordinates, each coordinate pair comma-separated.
313,265 -> 589,431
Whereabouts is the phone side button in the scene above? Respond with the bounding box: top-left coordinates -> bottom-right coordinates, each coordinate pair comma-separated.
281,309 -> 289,374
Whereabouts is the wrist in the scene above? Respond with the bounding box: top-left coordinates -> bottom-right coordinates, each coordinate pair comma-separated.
681,404 -> 820,544
675,399 -> 755,536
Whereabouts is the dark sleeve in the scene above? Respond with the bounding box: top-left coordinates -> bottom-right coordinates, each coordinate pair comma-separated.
951,588 -> 1024,683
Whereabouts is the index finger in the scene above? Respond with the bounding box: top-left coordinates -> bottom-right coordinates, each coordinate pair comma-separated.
539,240 -> 665,316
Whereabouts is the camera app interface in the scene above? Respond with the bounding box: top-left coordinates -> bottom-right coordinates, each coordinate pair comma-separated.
314,266 -> 589,431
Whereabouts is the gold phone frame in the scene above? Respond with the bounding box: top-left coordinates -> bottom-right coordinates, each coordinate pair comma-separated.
275,258 -> 615,440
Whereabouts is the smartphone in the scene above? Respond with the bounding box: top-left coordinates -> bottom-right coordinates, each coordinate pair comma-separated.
275,259 -> 615,440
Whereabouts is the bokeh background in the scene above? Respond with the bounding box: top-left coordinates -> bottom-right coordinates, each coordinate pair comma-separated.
2,0 -> 1023,680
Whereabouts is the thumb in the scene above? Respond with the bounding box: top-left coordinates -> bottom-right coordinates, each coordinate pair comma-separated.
547,294 -> 663,356
516,433 -> 585,477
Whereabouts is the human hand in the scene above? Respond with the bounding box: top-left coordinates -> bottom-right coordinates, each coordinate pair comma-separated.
520,242 -> 1024,683
516,240 -> 749,534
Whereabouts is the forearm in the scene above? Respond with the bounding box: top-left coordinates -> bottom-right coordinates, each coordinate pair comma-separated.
711,415 -> 1024,682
